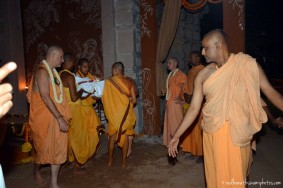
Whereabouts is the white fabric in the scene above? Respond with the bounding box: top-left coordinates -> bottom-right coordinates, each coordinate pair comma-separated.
0,165 -> 5,188
75,76 -> 105,98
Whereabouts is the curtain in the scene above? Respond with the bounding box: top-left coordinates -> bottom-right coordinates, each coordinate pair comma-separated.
155,0 -> 182,95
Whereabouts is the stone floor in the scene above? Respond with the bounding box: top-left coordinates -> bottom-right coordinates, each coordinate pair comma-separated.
1,125 -> 283,188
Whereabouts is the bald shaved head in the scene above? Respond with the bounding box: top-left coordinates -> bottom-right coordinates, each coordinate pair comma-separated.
203,29 -> 228,48
45,44 -> 64,68
46,45 -> 63,57
167,57 -> 179,71
112,61 -> 125,76
201,29 -> 230,65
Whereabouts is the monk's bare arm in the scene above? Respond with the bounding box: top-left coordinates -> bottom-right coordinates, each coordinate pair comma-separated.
130,85 -> 137,105
175,73 -> 204,138
66,74 -> 84,102
258,64 -> 283,111
168,71 -> 204,156
35,68 -> 68,132
174,83 -> 186,104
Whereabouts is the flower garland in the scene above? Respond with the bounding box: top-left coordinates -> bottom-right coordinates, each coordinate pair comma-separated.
42,60 -> 63,103
166,68 -> 179,100
11,123 -> 26,137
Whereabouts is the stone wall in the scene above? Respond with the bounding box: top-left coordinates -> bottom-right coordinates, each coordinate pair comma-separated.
102,0 -> 143,134
168,8 -> 208,74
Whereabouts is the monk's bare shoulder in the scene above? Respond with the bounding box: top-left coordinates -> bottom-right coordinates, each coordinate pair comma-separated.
34,66 -> 48,78
120,76 -> 132,90
196,63 -> 217,84
33,67 -> 49,91
60,71 -> 74,87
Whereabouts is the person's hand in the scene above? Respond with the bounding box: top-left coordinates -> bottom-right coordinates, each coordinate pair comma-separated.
57,117 -> 69,133
161,88 -> 167,96
168,137 -> 179,157
0,62 -> 17,118
272,117 -> 283,129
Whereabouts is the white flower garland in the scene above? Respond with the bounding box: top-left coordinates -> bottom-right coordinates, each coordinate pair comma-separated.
42,60 -> 63,103
166,68 -> 179,100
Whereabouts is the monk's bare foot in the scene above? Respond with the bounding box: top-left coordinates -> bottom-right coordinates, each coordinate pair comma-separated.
121,161 -> 126,168
127,150 -> 132,157
73,166 -> 87,175
50,183 -> 60,188
34,172 -> 47,187
108,158 -> 114,166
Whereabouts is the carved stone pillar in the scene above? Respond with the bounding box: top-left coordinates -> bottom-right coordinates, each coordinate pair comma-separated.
140,0 -> 161,135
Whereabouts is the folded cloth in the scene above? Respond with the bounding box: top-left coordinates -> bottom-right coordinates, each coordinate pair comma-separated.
75,76 -> 105,98
92,80 -> 105,98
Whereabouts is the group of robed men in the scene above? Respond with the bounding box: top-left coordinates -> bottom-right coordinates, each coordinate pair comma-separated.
27,46 -> 138,188
163,51 -> 205,164
166,29 -> 283,188
17,28 -> 283,188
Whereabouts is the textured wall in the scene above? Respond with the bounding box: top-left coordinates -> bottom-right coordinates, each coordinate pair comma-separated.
168,7 -> 208,74
114,0 -> 143,134
21,0 -> 103,84
101,0 -> 143,134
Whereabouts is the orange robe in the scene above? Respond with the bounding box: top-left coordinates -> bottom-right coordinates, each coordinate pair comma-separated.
61,70 -> 100,165
163,69 -> 187,146
202,53 -> 267,187
181,65 -> 204,155
102,76 -> 136,148
27,68 -> 71,164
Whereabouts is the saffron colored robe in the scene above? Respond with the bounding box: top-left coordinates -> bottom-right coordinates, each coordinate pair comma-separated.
163,69 -> 187,146
181,65 -> 204,155
102,76 -> 136,148
202,53 -> 267,187
27,68 -> 71,164
60,70 -> 100,165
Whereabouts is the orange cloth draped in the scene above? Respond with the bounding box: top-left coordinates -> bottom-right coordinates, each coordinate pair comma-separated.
181,113 -> 203,156
27,69 -> 71,164
203,122 -> 251,188
163,69 -> 187,146
60,70 -> 100,165
186,65 -> 204,95
202,53 -> 267,146
102,76 -> 136,148
201,53 -> 267,187
181,65 -> 204,155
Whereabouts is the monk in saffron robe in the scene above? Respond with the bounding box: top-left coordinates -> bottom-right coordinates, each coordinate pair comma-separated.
163,57 -> 187,146
102,62 -> 136,168
60,54 -> 99,174
181,51 -> 204,163
27,45 -> 71,188
74,58 -> 101,165
123,74 -> 139,157
168,29 -> 283,188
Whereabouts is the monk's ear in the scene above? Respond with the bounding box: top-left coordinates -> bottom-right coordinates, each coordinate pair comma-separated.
215,41 -> 221,49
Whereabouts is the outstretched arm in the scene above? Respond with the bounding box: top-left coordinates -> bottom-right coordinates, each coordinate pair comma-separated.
168,72 -> 204,157
258,64 -> 283,111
